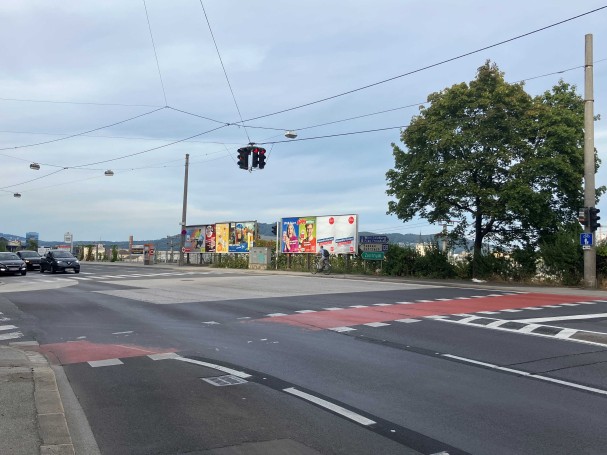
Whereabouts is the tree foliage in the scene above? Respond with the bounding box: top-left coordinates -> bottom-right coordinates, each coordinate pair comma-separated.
386,61 -> 602,269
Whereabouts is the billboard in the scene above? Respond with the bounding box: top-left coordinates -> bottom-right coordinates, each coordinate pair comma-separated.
184,221 -> 256,253
281,214 -> 357,254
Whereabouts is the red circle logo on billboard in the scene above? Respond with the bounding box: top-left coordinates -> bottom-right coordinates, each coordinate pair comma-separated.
329,217 -> 334,225
348,216 -> 354,224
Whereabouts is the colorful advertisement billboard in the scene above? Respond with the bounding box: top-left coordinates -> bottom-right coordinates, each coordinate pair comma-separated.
281,214 -> 357,254
184,221 -> 256,254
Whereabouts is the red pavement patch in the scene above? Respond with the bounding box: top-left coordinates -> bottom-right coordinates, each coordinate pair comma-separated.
35,340 -> 175,365
259,293 -> 599,330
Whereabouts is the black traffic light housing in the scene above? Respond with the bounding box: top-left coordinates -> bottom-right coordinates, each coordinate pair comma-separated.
237,147 -> 249,170
271,224 -> 277,235
257,148 -> 266,169
252,148 -> 259,167
589,207 -> 601,232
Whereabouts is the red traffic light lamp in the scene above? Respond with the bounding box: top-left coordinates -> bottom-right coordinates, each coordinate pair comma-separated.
257,148 -> 266,169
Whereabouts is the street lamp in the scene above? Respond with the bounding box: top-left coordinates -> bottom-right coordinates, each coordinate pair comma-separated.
104,170 -> 114,176
285,131 -> 297,139
13,193 -> 21,198
29,163 -> 40,170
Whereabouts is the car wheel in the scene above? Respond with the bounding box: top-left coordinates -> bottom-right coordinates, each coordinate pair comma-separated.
21,271 -> 26,276
74,269 -> 80,274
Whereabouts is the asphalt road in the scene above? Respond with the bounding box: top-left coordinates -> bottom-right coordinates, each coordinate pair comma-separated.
2,264 -> 607,454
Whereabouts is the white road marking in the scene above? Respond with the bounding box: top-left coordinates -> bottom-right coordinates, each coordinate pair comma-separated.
455,297 -> 470,300
0,325 -> 18,331
543,305 -> 562,308
112,331 -> 134,335
202,321 -> 220,325
395,318 -> 421,323
486,294 -> 503,297
522,307 -> 543,310
470,295 -> 486,298
88,359 -> 123,367
329,327 -> 357,332
518,313 -> 607,323
477,311 -> 500,314
0,332 -> 23,341
416,299 -> 433,302
435,298 -> 452,301
577,301 -> 598,305
148,352 -> 180,360
69,277 -> 92,280
237,317 -> 251,320
350,305 -> 368,308
283,387 -> 376,426
364,322 -> 390,327
295,310 -> 317,313
80,272 -> 94,275
425,315 -> 449,320
501,309 -> 522,312
173,356 -> 251,378
487,320 -> 509,328
396,301 -> 414,304
555,328 -> 578,339
0,317 -> 10,322
518,324 -> 543,333
324,307 -> 343,311
267,313 -> 288,317
454,313 -> 474,317
442,354 -> 607,396
560,303 -> 581,307
373,303 -> 391,306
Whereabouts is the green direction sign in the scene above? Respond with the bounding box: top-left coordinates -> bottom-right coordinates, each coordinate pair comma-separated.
362,251 -> 385,261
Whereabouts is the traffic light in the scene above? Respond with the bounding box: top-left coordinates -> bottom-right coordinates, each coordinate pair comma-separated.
252,147 -> 260,167
257,148 -> 266,169
579,208 -> 589,227
589,207 -> 601,231
237,147 -> 249,170
271,224 -> 277,235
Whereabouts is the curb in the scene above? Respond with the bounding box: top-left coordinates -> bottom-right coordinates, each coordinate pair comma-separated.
10,341 -> 75,455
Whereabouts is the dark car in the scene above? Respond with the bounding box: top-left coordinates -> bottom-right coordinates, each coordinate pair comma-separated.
0,252 -> 27,276
40,250 -> 80,274
16,250 -> 43,270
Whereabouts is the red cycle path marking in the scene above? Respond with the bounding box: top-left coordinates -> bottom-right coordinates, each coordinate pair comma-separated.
259,293 -> 596,330
36,340 -> 175,365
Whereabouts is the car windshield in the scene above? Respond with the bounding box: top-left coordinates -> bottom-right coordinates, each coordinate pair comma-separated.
18,251 -> 39,258
0,252 -> 20,260
52,251 -> 75,258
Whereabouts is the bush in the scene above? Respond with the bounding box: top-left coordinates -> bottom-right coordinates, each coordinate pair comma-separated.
539,227 -> 583,286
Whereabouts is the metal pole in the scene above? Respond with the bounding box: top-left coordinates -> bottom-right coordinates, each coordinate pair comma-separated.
178,154 -> 190,266
275,221 -> 279,270
583,34 -> 596,288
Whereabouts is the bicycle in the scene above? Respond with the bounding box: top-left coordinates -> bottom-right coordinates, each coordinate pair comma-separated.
312,256 -> 331,275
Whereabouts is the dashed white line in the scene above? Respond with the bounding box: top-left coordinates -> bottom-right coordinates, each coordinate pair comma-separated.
267,313 -> 288,317
560,303 -> 580,307
295,310 -> 317,314
501,309 -> 522,313
0,332 -> 23,341
416,299 -> 433,302
425,315 -> 449,320
202,321 -> 220,325
172,356 -> 251,379
324,307 -> 343,311
477,311 -> 500,315
112,331 -> 134,335
554,328 -> 578,339
283,387 -> 376,426
373,303 -> 391,306
364,322 -> 390,327
329,327 -> 357,333
88,359 -> 123,367
0,325 -> 18,331
522,307 -> 543,310
349,305 -> 368,308
395,318 -> 421,323
395,301 -> 414,305
435,298 -> 452,301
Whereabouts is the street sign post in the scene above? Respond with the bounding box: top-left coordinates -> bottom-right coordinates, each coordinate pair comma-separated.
361,251 -> 385,260
580,233 -> 593,250
360,235 -> 388,244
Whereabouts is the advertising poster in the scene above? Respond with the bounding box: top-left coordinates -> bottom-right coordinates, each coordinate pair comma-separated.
281,217 -> 300,253
298,217 -> 317,253
204,224 -> 216,253
215,223 -> 229,253
191,226 -> 205,252
229,221 -> 256,253
316,214 -> 358,254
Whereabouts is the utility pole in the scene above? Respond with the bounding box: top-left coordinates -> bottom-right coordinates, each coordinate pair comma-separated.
178,154 -> 189,266
583,34 -> 596,288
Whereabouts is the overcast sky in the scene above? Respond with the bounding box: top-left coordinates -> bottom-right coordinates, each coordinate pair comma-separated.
1,1 -> 606,242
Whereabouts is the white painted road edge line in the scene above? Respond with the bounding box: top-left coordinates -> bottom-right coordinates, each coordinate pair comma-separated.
295,310 -> 317,313
172,355 -> 252,379
112,331 -> 134,335
518,313 -> 607,323
329,327 -> 357,333
442,354 -> 607,396
88,359 -> 123,367
283,387 -> 376,426
267,313 -> 288,317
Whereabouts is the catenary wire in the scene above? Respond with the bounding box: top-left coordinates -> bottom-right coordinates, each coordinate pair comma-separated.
199,0 -> 251,143
233,5 -> 607,124
142,0 -> 168,106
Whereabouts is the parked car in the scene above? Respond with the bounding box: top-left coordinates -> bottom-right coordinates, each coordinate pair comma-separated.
40,250 -> 80,274
0,252 -> 27,276
16,250 -> 43,270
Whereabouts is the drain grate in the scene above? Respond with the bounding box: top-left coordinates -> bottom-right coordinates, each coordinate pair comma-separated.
202,375 -> 248,386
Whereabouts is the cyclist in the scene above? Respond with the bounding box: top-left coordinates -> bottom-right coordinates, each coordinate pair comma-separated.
318,245 -> 330,271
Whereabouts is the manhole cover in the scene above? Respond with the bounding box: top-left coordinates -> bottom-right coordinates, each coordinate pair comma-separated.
202,375 -> 248,386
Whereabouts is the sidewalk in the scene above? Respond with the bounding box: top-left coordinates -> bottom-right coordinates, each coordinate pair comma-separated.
0,342 -> 74,455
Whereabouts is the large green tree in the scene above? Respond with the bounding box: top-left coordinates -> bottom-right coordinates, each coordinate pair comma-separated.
386,61 -> 601,272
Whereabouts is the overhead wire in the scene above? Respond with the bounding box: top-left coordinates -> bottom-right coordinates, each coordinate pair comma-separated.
142,0 -> 168,106
198,0 -> 251,143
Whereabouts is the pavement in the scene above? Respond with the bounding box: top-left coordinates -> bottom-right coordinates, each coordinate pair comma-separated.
1,260 -> 606,454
